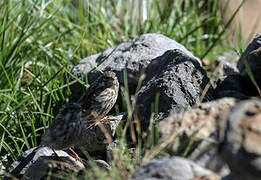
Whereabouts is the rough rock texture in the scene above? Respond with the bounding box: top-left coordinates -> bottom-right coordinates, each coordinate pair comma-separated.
158,98 -> 236,176
214,74 -> 248,99
22,158 -> 110,180
214,34 -> 261,99
159,98 -> 236,141
22,156 -> 83,180
189,135 -> 230,177
219,98 -> 261,180
6,147 -> 111,179
70,33 -> 201,99
6,147 -> 84,179
206,51 -> 239,82
237,34 -> 261,96
132,156 -> 220,180
237,34 -> 261,73
135,49 -> 213,125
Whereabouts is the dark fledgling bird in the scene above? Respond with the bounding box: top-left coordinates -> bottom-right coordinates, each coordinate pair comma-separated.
41,71 -> 119,151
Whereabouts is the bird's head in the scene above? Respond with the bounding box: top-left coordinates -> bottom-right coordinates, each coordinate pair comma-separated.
102,71 -> 119,89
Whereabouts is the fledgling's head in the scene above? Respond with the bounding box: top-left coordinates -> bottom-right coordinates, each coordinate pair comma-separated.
41,103 -> 84,150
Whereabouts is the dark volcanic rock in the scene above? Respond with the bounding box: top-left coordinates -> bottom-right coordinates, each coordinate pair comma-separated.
239,46 -> 261,96
132,156 -> 220,180
135,49 -> 213,125
214,34 -> 261,99
237,34 -> 261,73
219,98 -> 261,180
70,33 -> 200,99
237,33 -> 261,96
214,74 -> 248,99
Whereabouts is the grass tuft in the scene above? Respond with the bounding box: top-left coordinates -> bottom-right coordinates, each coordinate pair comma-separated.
0,0 -> 248,178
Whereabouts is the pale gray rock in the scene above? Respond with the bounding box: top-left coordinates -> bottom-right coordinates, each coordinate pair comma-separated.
223,62 -> 239,76
6,147 -> 84,179
70,33 -> 201,99
132,156 -> 220,180
22,155 -> 83,180
189,135 -> 230,177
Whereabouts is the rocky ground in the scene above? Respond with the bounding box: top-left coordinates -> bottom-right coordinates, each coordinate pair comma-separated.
3,33 -> 261,180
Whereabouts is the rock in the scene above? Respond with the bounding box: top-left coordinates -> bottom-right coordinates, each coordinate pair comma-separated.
22,156 -> 110,180
214,35 -> 261,99
219,98 -> 261,180
70,33 -> 201,99
5,113 -> 125,179
189,135 -> 230,177
6,147 -> 84,179
206,51 -> 239,81
132,156 -> 221,180
158,98 -> 236,176
237,34 -> 261,72
22,155 -> 83,180
237,34 -> 261,96
135,49 -> 213,127
214,74 -> 248,99
223,62 -> 239,76
159,97 -> 236,141
6,147 -> 111,179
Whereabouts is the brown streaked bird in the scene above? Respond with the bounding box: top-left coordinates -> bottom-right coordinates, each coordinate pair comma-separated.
41,71 -> 119,151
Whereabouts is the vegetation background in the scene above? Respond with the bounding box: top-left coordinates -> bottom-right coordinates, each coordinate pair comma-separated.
0,0 -> 249,178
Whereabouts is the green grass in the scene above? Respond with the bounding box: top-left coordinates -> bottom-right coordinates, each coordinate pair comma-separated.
0,0 -> 245,179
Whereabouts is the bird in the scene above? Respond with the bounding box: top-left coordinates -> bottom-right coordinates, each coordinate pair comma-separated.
41,71 -> 119,152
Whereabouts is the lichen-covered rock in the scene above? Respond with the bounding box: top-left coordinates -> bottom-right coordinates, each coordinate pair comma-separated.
159,98 -> 236,176
132,156 -> 220,180
219,98 -> 261,180
70,33 -> 201,99
135,49 -> 213,126
159,98 -> 236,141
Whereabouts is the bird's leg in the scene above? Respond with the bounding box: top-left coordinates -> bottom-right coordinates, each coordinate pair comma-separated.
69,147 -> 83,163
100,116 -> 116,123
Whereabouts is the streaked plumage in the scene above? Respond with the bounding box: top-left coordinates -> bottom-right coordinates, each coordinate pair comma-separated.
41,71 -> 119,150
